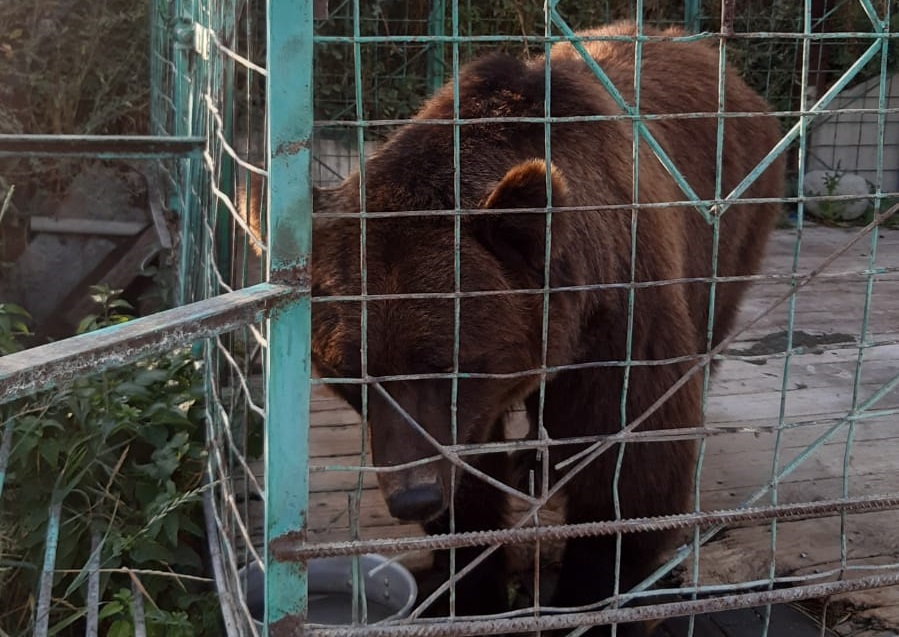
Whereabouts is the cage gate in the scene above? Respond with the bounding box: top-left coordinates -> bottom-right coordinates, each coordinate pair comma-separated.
0,0 -> 312,633
1,0 -> 898,636
297,2 -> 898,636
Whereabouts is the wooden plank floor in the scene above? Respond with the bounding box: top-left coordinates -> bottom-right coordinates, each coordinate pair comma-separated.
693,226 -> 899,634
300,225 -> 899,633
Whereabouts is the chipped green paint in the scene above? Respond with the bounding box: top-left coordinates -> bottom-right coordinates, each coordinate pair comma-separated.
264,0 -> 314,632
0,284 -> 295,404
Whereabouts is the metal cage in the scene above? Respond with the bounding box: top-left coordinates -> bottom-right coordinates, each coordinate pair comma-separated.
1,1 -> 897,636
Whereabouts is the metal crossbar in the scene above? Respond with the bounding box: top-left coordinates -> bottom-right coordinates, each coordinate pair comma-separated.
0,284 -> 295,402
299,572 -> 899,637
0,135 -> 205,159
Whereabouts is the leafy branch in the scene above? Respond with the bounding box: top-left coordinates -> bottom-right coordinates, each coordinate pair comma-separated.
0,288 -> 217,637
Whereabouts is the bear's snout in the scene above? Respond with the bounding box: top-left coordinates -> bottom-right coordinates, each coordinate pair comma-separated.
386,481 -> 445,522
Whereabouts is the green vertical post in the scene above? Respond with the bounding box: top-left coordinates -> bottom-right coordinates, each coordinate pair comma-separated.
148,0 -> 161,135
173,3 -> 194,305
427,0 -> 446,93
684,0 -> 701,33
216,0 -> 237,281
264,0 -> 313,633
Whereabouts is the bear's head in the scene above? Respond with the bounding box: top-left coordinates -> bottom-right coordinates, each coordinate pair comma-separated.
311,159 -> 572,523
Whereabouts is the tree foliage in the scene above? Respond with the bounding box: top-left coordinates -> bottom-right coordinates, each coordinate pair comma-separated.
311,0 -> 896,132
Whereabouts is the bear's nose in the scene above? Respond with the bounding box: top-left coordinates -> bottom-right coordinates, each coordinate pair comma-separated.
386,483 -> 444,521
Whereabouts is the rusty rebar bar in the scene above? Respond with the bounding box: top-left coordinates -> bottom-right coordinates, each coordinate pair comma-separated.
273,492 -> 899,560
303,571 -> 899,637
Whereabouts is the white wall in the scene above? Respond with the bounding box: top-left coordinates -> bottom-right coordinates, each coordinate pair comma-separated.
808,73 -> 899,194
312,136 -> 380,187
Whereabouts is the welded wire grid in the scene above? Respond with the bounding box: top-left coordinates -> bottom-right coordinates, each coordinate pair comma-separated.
299,1 -> 899,636
157,0 -> 276,635
172,0 -> 899,635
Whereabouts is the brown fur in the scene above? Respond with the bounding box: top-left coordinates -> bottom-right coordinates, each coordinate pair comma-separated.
237,170 -> 265,256
311,21 -> 784,636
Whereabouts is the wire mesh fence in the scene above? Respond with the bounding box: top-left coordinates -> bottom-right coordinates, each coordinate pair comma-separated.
4,0 -> 897,635
0,1 -> 303,636
169,0 -> 899,636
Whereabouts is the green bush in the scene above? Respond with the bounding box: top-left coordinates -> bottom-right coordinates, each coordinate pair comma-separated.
0,287 -> 218,637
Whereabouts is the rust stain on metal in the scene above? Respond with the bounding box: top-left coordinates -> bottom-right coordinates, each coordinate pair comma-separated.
284,493 -> 899,560
720,0 -> 736,37
269,529 -> 309,562
266,526 -> 309,636
271,265 -> 311,289
297,572 -> 899,637
313,0 -> 329,20
270,614 -> 307,637
275,139 -> 309,157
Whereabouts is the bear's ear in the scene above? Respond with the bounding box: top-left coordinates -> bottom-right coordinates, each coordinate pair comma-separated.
482,159 -> 568,211
472,159 -> 569,279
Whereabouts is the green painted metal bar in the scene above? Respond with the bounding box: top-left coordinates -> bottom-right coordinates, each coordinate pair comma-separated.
0,284 -> 295,404
345,0 -> 371,621
857,0 -> 887,33
426,0 -> 446,93
174,7 -> 197,306
760,5 -> 816,633
843,11 -> 892,569
349,0 -> 372,622
0,135 -> 205,159
0,417 -> 12,502
534,0 -> 554,526
684,0 -> 702,33
685,10 -> 729,636
607,8 -> 646,631
263,0 -> 314,631
215,1 -> 238,291
185,1 -> 213,306
312,106 -> 899,130
34,496 -> 63,637
311,32 -> 889,45
149,1 -> 164,135
350,0 -> 371,599
449,0 -> 462,613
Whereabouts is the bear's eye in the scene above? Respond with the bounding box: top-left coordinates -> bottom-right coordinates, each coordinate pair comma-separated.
411,350 -> 453,375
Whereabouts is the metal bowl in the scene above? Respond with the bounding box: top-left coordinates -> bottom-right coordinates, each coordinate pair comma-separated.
242,554 -> 418,626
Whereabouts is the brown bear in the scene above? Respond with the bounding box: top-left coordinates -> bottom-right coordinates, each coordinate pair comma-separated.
310,21 -> 784,636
